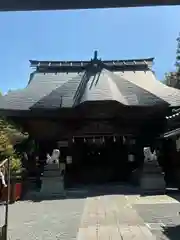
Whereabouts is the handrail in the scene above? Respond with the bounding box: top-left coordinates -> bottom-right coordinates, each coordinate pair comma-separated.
0,159 -> 8,168
0,158 -> 10,240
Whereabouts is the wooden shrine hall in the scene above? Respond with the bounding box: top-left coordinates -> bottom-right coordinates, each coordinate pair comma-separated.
1,52 -> 180,185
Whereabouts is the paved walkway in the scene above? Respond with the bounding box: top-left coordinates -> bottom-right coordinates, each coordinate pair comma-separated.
77,195 -> 155,239
1,198 -> 84,240
1,188 -> 180,239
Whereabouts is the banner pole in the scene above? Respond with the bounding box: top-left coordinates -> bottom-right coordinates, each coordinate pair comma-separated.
4,158 -> 10,240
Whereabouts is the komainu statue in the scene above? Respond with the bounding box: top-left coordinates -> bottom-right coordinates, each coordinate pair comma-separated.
46,149 -> 60,165
40,149 -> 65,197
141,147 -> 165,194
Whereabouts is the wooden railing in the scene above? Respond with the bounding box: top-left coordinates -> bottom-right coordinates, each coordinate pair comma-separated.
0,158 -> 8,168
0,159 -> 9,202
0,159 -> 8,185
0,159 -> 8,169
0,158 -> 8,175
0,159 -> 9,240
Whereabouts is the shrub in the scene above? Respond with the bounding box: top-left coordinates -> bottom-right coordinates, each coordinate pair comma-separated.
0,118 -> 22,174
0,130 -> 14,161
10,155 -> 22,174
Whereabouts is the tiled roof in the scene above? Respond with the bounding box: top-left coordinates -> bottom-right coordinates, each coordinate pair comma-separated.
161,128 -> 180,139
78,69 -> 165,106
1,58 -> 180,111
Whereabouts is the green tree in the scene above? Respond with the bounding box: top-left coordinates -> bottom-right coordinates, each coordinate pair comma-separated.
0,119 -> 14,161
0,118 -> 23,173
0,91 -> 23,173
175,32 -> 180,72
164,32 -> 180,88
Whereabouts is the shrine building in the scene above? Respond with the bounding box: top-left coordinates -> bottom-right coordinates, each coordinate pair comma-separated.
1,52 -> 180,185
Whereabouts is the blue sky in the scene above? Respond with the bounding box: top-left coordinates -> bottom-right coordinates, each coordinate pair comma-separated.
0,6 -> 180,93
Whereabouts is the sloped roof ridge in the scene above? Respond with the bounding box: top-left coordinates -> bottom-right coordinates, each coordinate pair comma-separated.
29,57 -> 154,66
29,57 -> 154,74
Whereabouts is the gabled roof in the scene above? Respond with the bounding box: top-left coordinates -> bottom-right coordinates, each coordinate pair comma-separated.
1,57 -> 180,112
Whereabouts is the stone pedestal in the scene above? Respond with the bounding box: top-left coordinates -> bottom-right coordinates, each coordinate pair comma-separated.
131,168 -> 142,186
140,160 -> 166,194
40,163 -> 65,198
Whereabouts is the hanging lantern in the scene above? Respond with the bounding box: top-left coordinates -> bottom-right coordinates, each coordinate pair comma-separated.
72,137 -> 75,143
113,136 -> 116,142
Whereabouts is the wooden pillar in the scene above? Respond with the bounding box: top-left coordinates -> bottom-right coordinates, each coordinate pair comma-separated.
161,139 -> 176,185
129,140 -> 144,185
163,138 -> 180,188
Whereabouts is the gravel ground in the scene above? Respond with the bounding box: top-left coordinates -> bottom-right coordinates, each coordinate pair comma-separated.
1,187 -> 180,240
134,202 -> 180,240
1,198 -> 84,240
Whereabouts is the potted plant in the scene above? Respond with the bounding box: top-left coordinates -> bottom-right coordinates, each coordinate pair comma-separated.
2,155 -> 23,203
9,155 -> 22,203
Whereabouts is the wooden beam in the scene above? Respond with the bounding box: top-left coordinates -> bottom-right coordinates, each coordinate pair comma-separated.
0,0 -> 179,12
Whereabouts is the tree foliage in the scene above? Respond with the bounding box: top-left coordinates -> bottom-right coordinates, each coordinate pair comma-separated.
164,72 -> 180,88
164,32 -> 180,88
175,33 -> 180,71
0,118 -> 14,161
0,91 -> 24,172
0,118 -> 23,172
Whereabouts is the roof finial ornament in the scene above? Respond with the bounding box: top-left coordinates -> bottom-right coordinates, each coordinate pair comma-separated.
93,50 -> 98,61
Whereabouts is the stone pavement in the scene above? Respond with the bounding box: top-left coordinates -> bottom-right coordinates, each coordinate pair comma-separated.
0,198 -> 84,240
1,188 -> 180,239
77,195 -> 155,239
126,194 -> 180,240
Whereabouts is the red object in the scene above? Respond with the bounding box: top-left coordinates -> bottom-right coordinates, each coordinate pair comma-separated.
1,183 -> 22,202
15,183 -> 22,201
